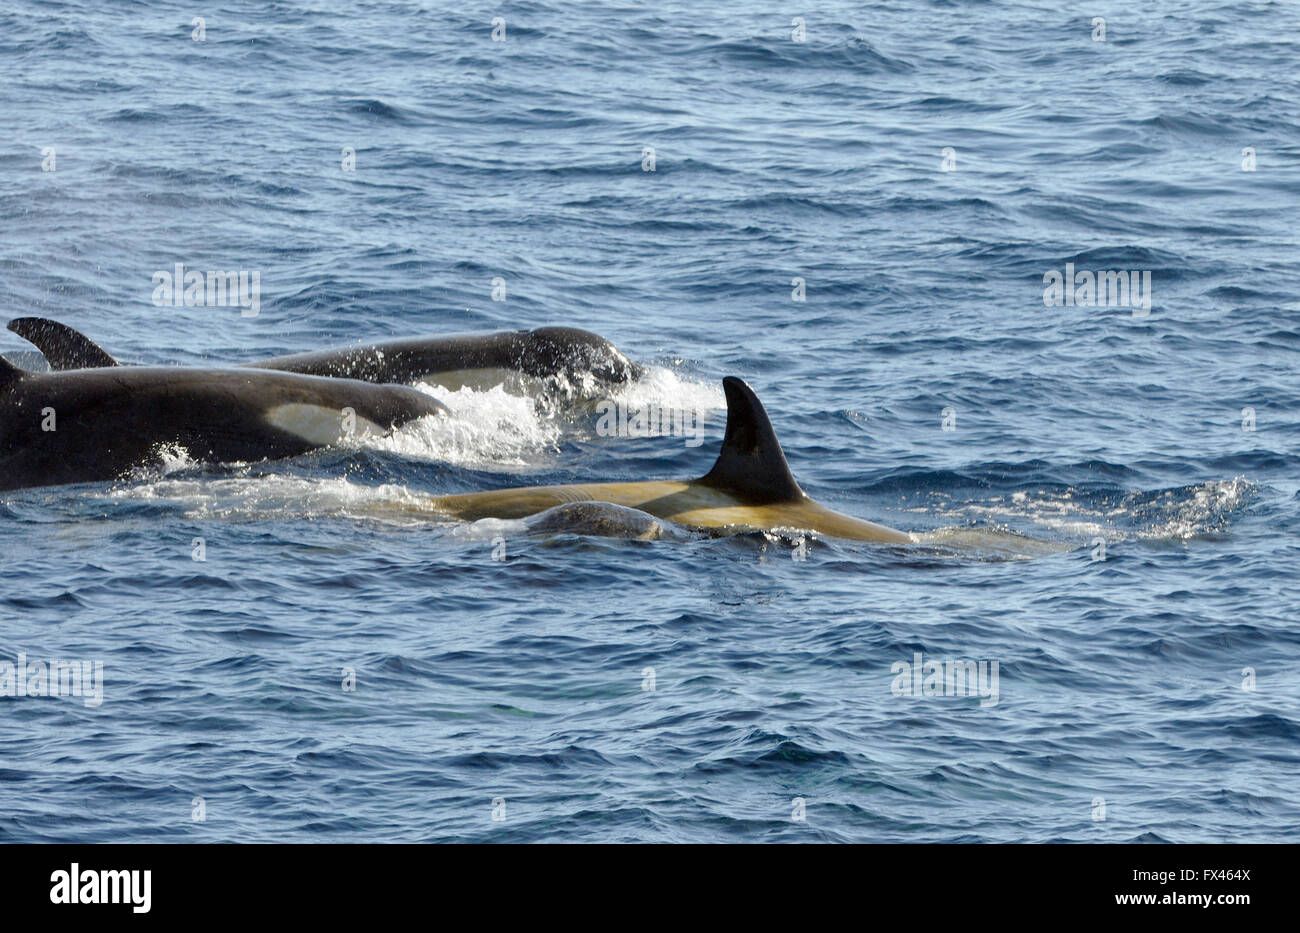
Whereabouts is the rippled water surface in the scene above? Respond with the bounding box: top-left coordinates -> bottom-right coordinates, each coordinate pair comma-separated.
2,0 -> 1299,842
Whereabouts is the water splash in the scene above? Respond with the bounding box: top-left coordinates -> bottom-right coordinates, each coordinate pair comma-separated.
910,477 -> 1256,544
108,473 -> 441,525
365,382 -> 563,469
599,365 -> 725,423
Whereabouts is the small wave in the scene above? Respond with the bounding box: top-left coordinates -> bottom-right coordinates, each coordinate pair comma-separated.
695,34 -> 914,74
337,97 -> 421,123
911,525 -> 1073,560
108,473 -> 436,525
107,443 -> 203,488
910,477 -> 1256,543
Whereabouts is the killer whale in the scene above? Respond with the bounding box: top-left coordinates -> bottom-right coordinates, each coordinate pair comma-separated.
6,318 -> 643,390
421,377 -> 914,544
0,355 -> 447,491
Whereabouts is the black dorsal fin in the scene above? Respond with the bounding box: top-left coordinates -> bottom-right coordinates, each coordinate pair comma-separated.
698,376 -> 805,503
7,317 -> 119,370
0,354 -> 22,389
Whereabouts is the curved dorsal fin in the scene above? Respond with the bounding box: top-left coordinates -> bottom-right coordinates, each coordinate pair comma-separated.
7,317 -> 119,370
698,376 -> 805,503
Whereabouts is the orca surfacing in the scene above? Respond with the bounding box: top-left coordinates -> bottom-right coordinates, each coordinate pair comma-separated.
0,356 -> 447,491
6,317 -> 642,390
424,377 -> 913,544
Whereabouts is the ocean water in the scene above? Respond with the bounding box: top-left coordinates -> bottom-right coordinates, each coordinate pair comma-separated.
1,0 -> 1299,843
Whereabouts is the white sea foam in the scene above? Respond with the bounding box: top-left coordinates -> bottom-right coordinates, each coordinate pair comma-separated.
108,473 -> 437,524
353,366 -> 723,465
906,477 -> 1254,543
598,366 -> 726,428
363,382 -> 564,469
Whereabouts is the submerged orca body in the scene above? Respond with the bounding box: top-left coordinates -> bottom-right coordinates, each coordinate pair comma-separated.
525,501 -> 674,540
6,318 -> 642,389
425,377 -> 913,544
0,356 -> 447,491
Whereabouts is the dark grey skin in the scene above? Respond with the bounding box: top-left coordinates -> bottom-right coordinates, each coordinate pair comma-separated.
0,356 -> 447,491
6,318 -> 644,388
256,327 -> 644,386
525,501 -> 673,540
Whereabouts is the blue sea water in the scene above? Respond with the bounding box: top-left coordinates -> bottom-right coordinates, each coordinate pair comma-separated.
1,0 -> 1299,843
